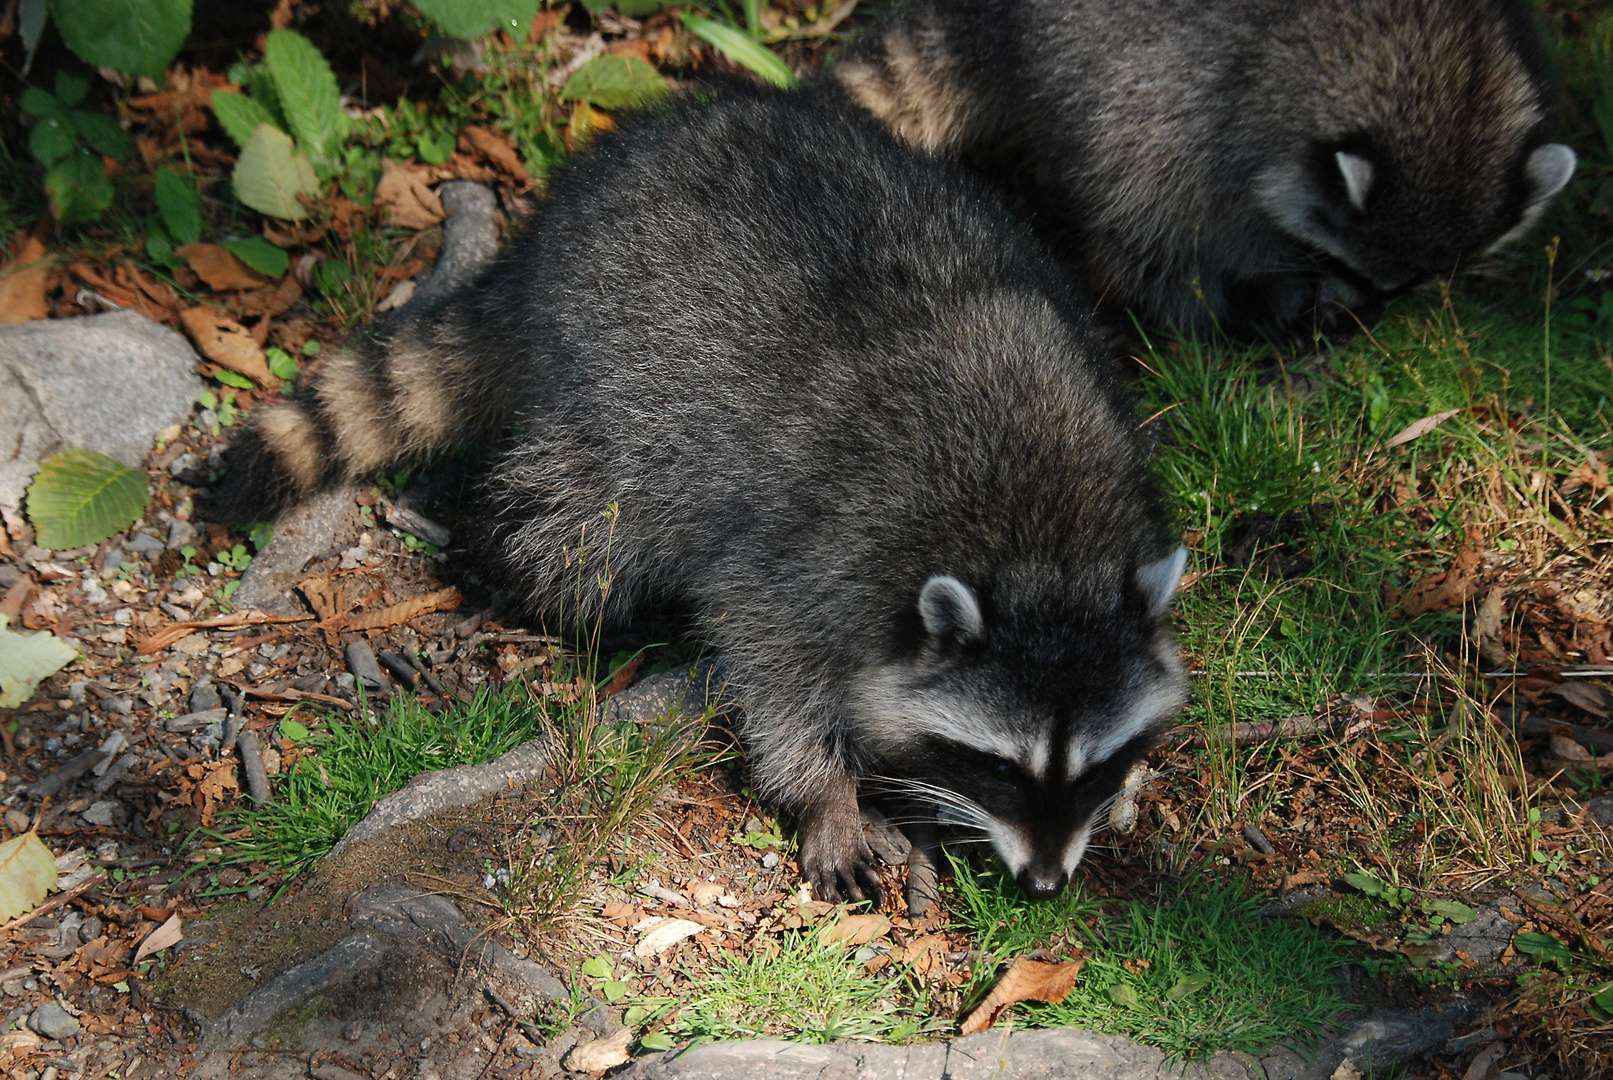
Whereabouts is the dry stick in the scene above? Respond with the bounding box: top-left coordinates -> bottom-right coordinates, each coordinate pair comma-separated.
235,730 -> 272,806
0,871 -> 108,935
1170,713 -> 1358,749
24,747 -> 110,800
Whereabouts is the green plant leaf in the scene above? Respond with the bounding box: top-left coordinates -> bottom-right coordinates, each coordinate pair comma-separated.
560,54 -> 670,111
0,829 -> 58,916
681,13 -> 795,88
249,522 -> 274,551
262,29 -> 346,166
29,115 -> 77,167
232,123 -> 320,220
25,448 -> 150,549
154,167 -> 202,246
280,719 -> 311,743
1513,931 -> 1573,973
414,129 -> 456,166
222,237 -> 290,279
1593,982 -> 1613,1018
1106,982 -> 1140,1008
637,1032 -> 675,1052
1341,872 -> 1385,898
410,0 -> 538,40
1420,899 -> 1476,925
20,86 -> 63,118
71,110 -> 132,160
0,615 -> 79,711
54,70 -> 89,107
214,369 -> 255,390
44,149 -> 114,225
48,0 -> 192,78
622,1005 -> 653,1025
264,347 -> 300,381
1163,971 -> 1214,1002
209,89 -> 279,149
602,979 -> 629,1003
581,955 -> 613,979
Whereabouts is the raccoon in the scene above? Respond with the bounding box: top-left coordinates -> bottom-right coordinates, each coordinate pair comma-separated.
834,0 -> 1578,342
219,87 -> 1190,906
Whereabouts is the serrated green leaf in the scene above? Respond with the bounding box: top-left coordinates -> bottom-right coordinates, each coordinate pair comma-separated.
48,0 -> 192,78
54,70 -> 89,107
1341,872 -> 1385,897
20,86 -> 62,118
44,149 -> 114,225
154,167 -> 201,246
1420,899 -> 1476,925
29,116 -> 77,167
71,110 -> 132,160
0,829 -> 58,918
222,237 -> 290,279
25,448 -> 149,549
415,129 -> 456,166
681,13 -> 795,88
232,123 -> 320,220
581,955 -> 613,979
411,0 -> 538,40
262,29 -> 345,166
214,369 -> 255,389
209,89 -> 279,149
560,54 -> 669,111
638,1032 -> 675,1052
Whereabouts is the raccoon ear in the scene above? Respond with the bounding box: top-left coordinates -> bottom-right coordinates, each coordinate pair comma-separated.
1525,144 -> 1576,204
1334,152 -> 1375,213
1135,547 -> 1189,619
918,575 -> 984,643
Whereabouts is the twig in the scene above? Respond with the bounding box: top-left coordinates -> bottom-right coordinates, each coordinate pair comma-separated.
1170,713 -> 1366,748
0,871 -> 107,935
235,730 -> 272,805
25,747 -> 110,800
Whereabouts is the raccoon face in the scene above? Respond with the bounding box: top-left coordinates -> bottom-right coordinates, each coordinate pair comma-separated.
1258,140 -> 1576,295
852,549 -> 1190,899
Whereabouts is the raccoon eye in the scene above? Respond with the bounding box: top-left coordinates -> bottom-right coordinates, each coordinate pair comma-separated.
996,762 -> 1011,775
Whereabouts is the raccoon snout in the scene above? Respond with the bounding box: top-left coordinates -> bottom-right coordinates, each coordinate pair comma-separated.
1016,868 -> 1069,901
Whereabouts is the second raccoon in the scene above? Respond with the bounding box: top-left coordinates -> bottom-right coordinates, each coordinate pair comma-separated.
836,0 -> 1577,341
220,88 -> 1189,908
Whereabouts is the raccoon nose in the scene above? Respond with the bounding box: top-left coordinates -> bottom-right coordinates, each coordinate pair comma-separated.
1017,870 -> 1069,900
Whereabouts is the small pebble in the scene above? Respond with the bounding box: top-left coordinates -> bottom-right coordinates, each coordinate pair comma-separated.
4,810 -> 30,833
761,852 -> 780,869
27,1002 -> 80,1041
189,683 -> 221,713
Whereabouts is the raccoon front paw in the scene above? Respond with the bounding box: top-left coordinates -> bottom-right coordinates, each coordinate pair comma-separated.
799,809 -> 884,907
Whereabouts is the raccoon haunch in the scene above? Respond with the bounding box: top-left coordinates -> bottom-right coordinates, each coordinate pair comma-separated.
221,87 -> 1190,908
837,0 -> 1577,343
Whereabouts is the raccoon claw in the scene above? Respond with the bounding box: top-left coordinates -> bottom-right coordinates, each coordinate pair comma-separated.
799,802 -> 884,907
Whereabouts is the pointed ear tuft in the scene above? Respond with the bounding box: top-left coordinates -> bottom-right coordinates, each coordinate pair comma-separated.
1335,151 -> 1375,213
918,575 -> 983,643
1135,547 -> 1189,618
1525,144 -> 1576,204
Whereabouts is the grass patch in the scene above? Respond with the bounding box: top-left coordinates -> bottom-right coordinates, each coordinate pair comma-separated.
950,863 -> 1346,1059
630,927 -> 943,1045
216,687 -> 551,880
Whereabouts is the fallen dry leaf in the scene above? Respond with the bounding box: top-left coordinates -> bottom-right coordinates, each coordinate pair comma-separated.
1386,408 -> 1461,449
959,957 -> 1084,1035
343,587 -> 462,632
633,916 -> 704,957
1400,550 -> 1481,616
132,611 -> 313,655
133,913 -> 183,963
818,913 -> 891,948
180,306 -> 275,384
188,759 -> 240,826
0,236 -> 53,327
376,158 -> 445,229
563,1027 -> 633,1072
177,243 -> 272,291
1548,681 -> 1610,720
459,125 -> 535,190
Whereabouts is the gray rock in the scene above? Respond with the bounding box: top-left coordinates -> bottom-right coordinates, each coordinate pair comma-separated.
80,800 -> 120,827
0,311 -> 205,513
604,661 -> 727,722
189,681 -> 221,714
125,532 -> 165,556
1587,797 -> 1613,826
27,1001 -> 80,1040
1435,906 -> 1516,964
412,182 -> 499,305
233,483 -> 357,613
620,1029 -> 1261,1080
167,518 -> 199,549
327,737 -> 548,860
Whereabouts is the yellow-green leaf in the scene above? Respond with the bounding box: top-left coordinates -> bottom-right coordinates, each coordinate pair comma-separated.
560,54 -> 670,111
0,831 -> 57,921
232,123 -> 320,220
0,614 -> 79,709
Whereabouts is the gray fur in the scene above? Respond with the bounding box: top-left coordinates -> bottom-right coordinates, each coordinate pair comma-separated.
835,0 -> 1575,341
221,88 -> 1189,903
